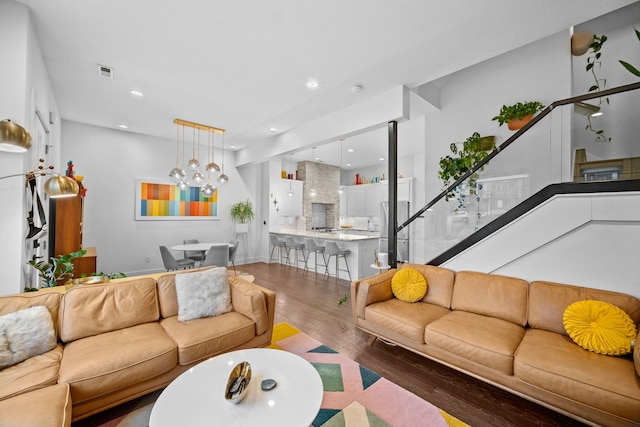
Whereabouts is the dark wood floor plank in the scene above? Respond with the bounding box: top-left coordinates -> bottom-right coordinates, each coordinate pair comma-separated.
241,262 -> 587,427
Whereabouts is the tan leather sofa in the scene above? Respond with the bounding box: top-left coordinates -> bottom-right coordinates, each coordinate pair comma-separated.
352,263 -> 640,427
0,268 -> 275,426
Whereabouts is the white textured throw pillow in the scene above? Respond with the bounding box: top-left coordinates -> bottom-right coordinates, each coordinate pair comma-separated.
175,267 -> 233,322
0,305 -> 57,369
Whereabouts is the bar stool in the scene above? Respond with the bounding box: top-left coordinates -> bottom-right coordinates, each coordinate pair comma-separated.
285,236 -> 306,268
324,241 -> 352,281
269,234 -> 287,264
304,238 -> 326,274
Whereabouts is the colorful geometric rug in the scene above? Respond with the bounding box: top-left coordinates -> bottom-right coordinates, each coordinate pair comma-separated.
73,322 -> 469,427
268,322 -> 468,427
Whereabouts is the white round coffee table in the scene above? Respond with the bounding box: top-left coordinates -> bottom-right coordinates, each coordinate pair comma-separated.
149,348 -> 323,427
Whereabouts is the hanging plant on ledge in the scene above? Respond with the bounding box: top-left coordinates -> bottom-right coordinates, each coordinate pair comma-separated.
585,34 -> 611,142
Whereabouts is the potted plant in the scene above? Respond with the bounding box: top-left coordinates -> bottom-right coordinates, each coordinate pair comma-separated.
619,28 -> 640,76
492,101 -> 545,130
230,199 -> 254,233
438,132 -> 492,209
26,249 -> 86,290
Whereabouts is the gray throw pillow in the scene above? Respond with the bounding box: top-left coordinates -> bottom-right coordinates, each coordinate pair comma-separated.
0,305 -> 57,369
175,267 -> 233,322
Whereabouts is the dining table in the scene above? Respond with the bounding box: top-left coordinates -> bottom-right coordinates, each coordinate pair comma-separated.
169,243 -> 232,252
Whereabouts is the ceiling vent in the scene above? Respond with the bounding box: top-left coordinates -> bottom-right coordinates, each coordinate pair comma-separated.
97,64 -> 114,79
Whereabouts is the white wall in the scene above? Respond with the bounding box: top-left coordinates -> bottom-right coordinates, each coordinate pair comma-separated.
61,121 -> 263,276
0,0 -> 61,295
443,192 -> 640,298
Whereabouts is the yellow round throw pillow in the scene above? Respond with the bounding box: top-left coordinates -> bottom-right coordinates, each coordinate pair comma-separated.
563,300 -> 637,356
391,268 -> 427,303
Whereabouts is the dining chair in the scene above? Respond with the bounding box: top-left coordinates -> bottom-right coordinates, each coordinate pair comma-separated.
201,244 -> 229,268
228,239 -> 239,273
183,238 -> 205,264
159,246 -> 195,271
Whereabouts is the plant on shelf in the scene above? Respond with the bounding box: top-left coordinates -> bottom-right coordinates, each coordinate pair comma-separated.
491,101 -> 545,130
619,28 -> 640,77
584,34 -> 611,142
438,132 -> 492,210
230,199 -> 255,224
26,249 -> 87,290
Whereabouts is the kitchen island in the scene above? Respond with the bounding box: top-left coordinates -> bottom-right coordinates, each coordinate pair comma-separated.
270,230 -> 379,280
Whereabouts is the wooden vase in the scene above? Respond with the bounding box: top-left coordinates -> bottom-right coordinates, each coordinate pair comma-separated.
507,114 -> 533,131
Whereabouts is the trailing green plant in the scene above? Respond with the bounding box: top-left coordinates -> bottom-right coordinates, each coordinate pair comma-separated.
229,199 -> 254,224
81,271 -> 127,279
27,249 -> 86,289
619,28 -> 640,77
491,101 -> 544,126
585,34 -> 611,142
438,132 -> 492,209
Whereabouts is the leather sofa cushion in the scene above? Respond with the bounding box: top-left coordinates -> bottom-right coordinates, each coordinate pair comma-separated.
400,264 -> 455,308
58,323 -> 177,404
425,311 -> 525,375
528,280 -> 640,336
229,276 -> 268,336
515,328 -> 640,421
451,271 -> 528,327
59,278 -> 159,342
160,311 -> 256,365
0,344 -> 63,401
0,292 -> 62,337
0,383 -> 71,427
365,299 -> 451,344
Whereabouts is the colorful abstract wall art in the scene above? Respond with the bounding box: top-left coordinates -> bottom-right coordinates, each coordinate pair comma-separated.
135,179 -> 219,221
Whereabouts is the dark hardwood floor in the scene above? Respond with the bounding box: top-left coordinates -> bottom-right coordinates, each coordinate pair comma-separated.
241,262 -> 587,427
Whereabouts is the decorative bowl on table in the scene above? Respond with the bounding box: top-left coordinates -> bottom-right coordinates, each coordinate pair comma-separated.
225,361 -> 252,404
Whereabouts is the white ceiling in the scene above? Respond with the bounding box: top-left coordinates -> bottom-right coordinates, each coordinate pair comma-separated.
17,0 -> 635,170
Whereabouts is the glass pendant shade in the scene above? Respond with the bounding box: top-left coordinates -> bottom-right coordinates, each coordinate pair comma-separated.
309,188 -> 317,197
205,162 -> 220,173
338,185 -> 345,194
192,171 -> 204,183
188,158 -> 200,170
200,182 -> 216,197
176,180 -> 189,190
217,173 -> 229,184
169,167 -> 186,182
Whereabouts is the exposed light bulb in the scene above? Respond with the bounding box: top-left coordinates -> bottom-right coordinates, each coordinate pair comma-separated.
192,172 -> 204,183
188,158 -> 200,170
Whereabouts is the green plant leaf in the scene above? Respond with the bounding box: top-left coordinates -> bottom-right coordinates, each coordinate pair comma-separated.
619,60 -> 640,77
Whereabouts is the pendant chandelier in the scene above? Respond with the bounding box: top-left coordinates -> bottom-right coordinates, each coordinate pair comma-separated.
170,118 -> 227,194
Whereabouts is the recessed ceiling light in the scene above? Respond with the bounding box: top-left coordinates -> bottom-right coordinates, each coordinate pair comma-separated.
351,84 -> 363,93
130,90 -> 144,97
347,148 -> 354,153
306,80 -> 319,89
346,163 -> 352,167
229,145 -> 236,149
314,156 -> 320,161
379,157 -> 385,161
118,124 -> 128,129
269,127 -> 277,132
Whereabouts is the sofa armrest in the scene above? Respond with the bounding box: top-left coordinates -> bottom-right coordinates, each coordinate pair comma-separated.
635,329 -> 640,378
229,276 -> 275,338
352,269 -> 397,321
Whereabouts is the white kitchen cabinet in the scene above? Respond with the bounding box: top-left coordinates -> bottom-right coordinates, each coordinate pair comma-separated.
339,190 -> 347,216
279,179 -> 303,216
365,185 -> 382,216
346,185 -> 366,216
380,178 -> 413,202
344,184 -> 382,217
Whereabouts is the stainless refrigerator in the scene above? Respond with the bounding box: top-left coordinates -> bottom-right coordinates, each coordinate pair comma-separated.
379,200 -> 410,263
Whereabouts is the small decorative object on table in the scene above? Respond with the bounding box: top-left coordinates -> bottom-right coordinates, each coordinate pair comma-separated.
261,379 -> 277,391
225,361 -> 251,404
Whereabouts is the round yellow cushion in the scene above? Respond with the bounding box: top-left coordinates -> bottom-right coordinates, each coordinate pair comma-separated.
391,268 -> 427,303
563,300 -> 637,356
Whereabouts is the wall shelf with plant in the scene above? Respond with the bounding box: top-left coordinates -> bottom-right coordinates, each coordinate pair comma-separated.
491,101 -> 545,131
